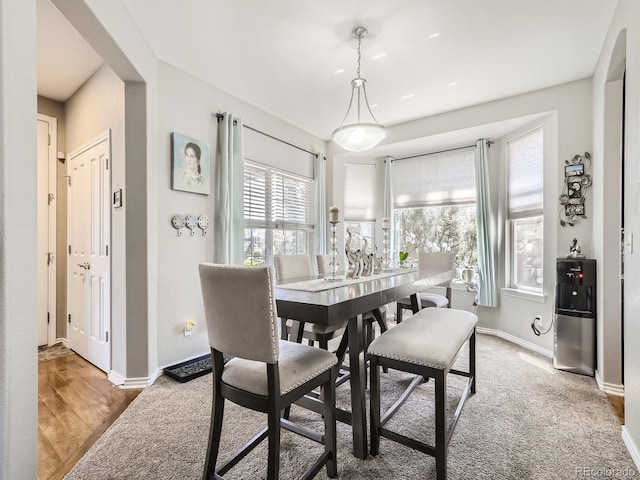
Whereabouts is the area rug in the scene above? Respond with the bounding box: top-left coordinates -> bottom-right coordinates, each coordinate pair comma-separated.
38,342 -> 74,362
64,334 -> 636,479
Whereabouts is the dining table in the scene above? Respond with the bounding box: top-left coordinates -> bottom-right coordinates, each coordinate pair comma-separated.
274,266 -> 455,460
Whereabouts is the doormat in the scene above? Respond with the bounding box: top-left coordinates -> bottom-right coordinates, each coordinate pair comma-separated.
38,343 -> 74,362
164,353 -> 232,383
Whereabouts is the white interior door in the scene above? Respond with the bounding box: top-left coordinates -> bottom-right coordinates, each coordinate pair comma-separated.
67,130 -> 111,372
37,114 -> 57,346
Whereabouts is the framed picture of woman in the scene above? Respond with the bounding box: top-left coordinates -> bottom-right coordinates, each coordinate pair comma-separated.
171,132 -> 211,195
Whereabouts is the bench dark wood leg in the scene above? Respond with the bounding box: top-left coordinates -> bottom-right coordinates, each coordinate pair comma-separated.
396,303 -> 403,324
369,355 -> 381,456
470,329 -> 476,394
435,371 -> 447,480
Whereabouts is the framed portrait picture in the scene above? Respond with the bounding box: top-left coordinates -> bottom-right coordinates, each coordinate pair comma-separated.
564,163 -> 584,177
171,132 -> 211,195
567,176 -> 583,198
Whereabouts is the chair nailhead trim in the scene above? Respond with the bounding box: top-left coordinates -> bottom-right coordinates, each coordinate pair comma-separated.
266,268 -> 279,363
281,358 -> 338,395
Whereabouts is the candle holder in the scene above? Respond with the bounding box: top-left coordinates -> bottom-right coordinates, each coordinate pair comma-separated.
325,221 -> 342,281
382,227 -> 392,272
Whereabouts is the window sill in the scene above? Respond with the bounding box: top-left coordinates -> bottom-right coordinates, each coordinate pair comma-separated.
501,288 -> 546,303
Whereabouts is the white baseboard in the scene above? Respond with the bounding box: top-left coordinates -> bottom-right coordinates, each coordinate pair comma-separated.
105,350 -> 210,389
595,369 -> 625,396
622,426 -> 640,473
55,337 -> 68,347
108,368 -> 163,389
476,327 -> 553,358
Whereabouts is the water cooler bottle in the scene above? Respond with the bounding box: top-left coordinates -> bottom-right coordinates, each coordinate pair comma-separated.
554,258 -> 596,376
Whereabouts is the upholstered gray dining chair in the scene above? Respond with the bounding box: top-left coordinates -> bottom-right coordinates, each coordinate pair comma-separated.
274,254 -> 348,349
198,263 -> 338,480
396,251 -> 455,323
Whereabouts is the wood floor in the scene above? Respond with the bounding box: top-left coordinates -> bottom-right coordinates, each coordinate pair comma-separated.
38,353 -> 141,480
608,394 -> 625,425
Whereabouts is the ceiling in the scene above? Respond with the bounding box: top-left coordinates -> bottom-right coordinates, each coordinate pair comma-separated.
37,0 -> 618,151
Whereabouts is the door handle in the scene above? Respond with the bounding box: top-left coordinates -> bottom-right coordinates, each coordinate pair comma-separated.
77,262 -> 91,270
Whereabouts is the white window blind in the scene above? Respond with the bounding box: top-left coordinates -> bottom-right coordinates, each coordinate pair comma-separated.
344,163 -> 376,220
508,128 -> 544,218
392,149 -> 476,208
244,161 -> 314,230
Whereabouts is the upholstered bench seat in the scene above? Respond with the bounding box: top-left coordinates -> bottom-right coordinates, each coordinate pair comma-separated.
368,308 -> 477,369
368,307 -> 477,480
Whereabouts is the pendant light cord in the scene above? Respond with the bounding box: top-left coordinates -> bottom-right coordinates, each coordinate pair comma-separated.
356,34 -> 362,78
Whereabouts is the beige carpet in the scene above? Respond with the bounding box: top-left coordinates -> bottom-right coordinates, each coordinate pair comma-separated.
64,334 -> 636,479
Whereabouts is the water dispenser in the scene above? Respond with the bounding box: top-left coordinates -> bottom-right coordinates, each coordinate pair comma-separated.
554,258 -> 596,375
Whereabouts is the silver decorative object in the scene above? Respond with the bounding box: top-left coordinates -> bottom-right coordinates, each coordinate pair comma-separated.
325,220 -> 342,282
372,248 -> 382,274
361,237 -> 373,276
345,229 -> 364,279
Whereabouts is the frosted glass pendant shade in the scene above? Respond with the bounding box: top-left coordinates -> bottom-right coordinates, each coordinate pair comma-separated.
332,123 -> 388,152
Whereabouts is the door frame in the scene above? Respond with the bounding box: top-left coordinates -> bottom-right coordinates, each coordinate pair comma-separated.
37,113 -> 57,346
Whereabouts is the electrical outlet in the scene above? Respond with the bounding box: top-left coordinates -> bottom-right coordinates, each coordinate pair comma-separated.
183,318 -> 196,336
535,314 -> 542,326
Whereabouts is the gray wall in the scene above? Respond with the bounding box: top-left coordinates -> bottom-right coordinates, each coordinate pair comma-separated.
0,0 -> 38,478
593,0 -> 640,465
156,62 -> 324,369
64,64 -> 126,377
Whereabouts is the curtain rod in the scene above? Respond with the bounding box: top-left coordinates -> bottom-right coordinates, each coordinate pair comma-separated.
391,140 -> 494,162
215,113 -> 318,157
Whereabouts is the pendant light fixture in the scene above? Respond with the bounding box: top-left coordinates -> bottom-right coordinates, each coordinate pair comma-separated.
332,27 -> 388,152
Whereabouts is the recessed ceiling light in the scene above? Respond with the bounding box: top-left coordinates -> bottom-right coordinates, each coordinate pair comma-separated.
335,68 -> 345,74
448,81 -> 458,87
401,94 -> 415,100
372,52 -> 387,60
428,32 -> 440,40
370,104 -> 378,108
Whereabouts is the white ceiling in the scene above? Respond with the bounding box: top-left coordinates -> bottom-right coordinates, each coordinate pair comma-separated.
37,0 -> 618,149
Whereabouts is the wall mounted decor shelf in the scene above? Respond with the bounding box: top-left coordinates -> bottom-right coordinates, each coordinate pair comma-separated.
559,152 -> 591,227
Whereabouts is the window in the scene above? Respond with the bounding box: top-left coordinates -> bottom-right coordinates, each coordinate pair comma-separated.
392,149 -> 477,271
344,221 -> 375,253
507,128 -> 544,291
243,161 -> 314,266
343,163 -> 377,248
